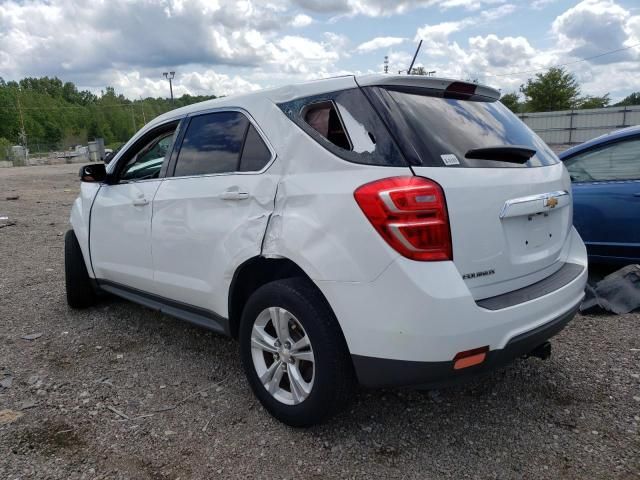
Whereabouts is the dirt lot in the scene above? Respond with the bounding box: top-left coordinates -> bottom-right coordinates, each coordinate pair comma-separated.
1,163 -> 639,479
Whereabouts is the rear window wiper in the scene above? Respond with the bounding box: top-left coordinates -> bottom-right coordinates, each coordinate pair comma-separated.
465,145 -> 536,164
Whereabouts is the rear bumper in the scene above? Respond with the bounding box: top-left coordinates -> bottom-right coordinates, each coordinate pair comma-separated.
315,227 -> 588,383
351,301 -> 579,388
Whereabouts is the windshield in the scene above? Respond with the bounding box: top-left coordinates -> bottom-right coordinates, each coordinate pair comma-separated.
365,86 -> 559,168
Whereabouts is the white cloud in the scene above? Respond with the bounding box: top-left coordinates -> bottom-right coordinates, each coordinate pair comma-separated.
409,0 -> 640,102
110,70 -> 262,99
531,0 -> 555,9
414,5 -> 516,52
468,35 -> 536,68
291,13 -> 313,27
291,0 -> 508,17
552,0 -> 636,64
0,0 -> 348,96
270,35 -> 340,74
356,36 -> 406,53
416,20 -> 472,49
1,0 -> 639,103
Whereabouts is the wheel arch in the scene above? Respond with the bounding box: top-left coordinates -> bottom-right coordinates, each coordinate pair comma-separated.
227,256 -> 347,344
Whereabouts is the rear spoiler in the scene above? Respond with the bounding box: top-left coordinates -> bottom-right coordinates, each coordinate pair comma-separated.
355,74 -> 501,102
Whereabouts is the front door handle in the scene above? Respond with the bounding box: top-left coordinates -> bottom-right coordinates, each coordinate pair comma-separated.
219,191 -> 250,200
132,197 -> 149,206
633,193 -> 640,197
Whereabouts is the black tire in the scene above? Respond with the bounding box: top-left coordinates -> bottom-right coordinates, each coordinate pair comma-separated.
239,278 -> 355,427
64,230 -> 96,309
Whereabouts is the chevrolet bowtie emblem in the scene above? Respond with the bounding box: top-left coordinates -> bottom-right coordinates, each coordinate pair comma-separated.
545,196 -> 559,208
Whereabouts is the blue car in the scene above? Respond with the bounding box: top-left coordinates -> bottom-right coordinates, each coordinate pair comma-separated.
559,125 -> 640,265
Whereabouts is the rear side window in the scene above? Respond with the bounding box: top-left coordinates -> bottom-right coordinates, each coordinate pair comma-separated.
365,86 -> 559,168
239,124 -> 272,172
303,101 -> 351,150
278,88 -> 407,167
564,137 -> 640,182
174,111 -> 249,177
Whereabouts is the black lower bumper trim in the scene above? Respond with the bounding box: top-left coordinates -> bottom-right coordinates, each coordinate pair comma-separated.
476,262 -> 584,311
352,302 -> 580,388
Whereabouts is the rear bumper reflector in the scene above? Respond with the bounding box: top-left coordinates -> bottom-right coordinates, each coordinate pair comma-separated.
453,347 -> 489,370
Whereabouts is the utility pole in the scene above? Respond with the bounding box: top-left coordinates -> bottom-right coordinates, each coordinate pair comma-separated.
163,71 -> 175,102
15,87 -> 27,148
139,96 -> 147,124
384,56 -> 389,74
130,105 -> 136,135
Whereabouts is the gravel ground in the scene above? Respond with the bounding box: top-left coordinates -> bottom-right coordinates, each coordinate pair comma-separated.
1,163 -> 639,480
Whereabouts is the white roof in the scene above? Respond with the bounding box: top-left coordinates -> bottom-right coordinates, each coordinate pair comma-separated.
148,74 -> 500,128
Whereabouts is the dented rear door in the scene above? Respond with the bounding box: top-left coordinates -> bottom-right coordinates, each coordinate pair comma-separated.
149,110 -> 278,314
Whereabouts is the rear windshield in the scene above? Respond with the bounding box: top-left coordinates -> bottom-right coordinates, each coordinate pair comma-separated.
365,86 -> 559,168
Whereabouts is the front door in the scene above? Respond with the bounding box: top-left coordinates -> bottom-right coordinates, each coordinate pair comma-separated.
90,123 -> 179,290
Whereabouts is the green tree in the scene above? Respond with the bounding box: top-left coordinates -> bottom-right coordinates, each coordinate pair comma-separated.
614,92 -> 640,106
500,92 -> 521,113
520,67 -> 581,112
0,137 -> 11,161
577,94 -> 610,109
0,76 -> 217,150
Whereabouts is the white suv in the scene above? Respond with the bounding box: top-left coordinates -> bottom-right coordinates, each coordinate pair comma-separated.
66,75 -> 588,426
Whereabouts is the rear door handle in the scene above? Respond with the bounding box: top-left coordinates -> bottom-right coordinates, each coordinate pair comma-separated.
219,191 -> 250,200
633,193 -> 640,197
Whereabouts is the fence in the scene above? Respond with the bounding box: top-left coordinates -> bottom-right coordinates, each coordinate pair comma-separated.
0,139 -> 105,168
518,105 -> 640,145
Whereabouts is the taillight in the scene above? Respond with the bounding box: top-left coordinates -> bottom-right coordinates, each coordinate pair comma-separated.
354,176 -> 452,261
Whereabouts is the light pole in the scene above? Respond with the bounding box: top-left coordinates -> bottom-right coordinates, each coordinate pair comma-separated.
163,71 -> 175,102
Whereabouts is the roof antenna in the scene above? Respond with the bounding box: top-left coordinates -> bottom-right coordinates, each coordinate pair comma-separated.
407,40 -> 423,75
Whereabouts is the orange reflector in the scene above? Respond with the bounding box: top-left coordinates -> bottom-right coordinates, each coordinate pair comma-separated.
453,346 -> 489,370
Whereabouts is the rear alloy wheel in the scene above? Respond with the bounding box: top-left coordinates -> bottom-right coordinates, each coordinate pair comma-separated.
239,278 -> 354,427
251,307 -> 315,405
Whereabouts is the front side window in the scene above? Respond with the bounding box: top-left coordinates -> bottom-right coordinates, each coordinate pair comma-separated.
173,111 -> 249,177
120,126 -> 177,181
564,137 -> 640,182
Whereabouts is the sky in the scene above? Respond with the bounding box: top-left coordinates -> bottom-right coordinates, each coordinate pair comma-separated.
0,0 -> 639,102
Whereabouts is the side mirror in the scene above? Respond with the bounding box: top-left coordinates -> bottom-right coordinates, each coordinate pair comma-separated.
79,163 -> 107,183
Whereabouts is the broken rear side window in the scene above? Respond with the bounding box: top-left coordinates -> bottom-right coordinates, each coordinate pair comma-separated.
278,88 -> 407,167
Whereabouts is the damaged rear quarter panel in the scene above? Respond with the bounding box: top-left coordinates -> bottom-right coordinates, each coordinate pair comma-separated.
261,122 -> 409,283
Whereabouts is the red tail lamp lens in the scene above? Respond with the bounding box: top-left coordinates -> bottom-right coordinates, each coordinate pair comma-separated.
354,176 -> 452,261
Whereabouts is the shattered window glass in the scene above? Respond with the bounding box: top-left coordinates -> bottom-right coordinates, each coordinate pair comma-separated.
278,88 -> 407,167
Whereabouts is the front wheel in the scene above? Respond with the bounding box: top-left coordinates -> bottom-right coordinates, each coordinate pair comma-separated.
64,230 -> 97,309
239,278 -> 354,427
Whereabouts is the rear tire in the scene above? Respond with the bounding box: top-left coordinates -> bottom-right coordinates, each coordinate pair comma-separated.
239,278 -> 354,427
64,230 -> 96,309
